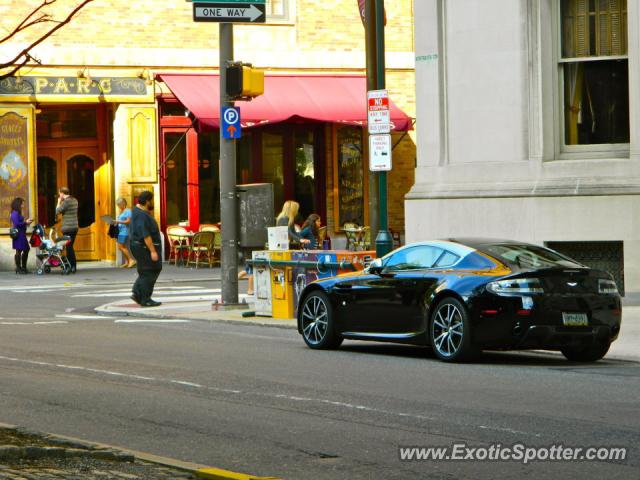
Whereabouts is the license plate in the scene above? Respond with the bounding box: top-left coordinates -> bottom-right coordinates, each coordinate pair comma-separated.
562,312 -> 588,326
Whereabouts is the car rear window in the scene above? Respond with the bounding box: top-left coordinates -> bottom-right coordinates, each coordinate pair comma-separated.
480,244 -> 583,269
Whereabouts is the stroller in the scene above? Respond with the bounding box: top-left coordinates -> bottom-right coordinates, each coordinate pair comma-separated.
30,224 -> 73,275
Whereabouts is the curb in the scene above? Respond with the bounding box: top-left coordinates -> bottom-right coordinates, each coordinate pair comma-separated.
0,423 -> 281,480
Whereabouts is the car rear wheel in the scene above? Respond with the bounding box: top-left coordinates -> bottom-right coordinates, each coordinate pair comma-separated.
429,297 -> 477,362
561,340 -> 611,362
300,291 -> 343,350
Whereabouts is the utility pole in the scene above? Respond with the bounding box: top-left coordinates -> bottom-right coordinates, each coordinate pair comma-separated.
365,0 -> 393,257
219,22 -> 239,304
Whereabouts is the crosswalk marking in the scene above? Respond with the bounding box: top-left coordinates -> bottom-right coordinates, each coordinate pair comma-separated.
72,288 -> 221,298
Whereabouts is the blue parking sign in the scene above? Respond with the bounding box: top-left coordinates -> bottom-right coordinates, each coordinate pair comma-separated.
221,106 -> 241,139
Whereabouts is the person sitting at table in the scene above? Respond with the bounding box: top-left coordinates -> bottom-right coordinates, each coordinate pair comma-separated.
276,200 -> 310,248
299,213 -> 321,250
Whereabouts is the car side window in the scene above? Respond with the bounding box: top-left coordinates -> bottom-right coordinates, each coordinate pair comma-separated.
433,250 -> 460,268
384,246 -> 444,271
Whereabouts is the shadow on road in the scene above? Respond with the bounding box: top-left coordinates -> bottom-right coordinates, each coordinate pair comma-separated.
338,341 -> 638,368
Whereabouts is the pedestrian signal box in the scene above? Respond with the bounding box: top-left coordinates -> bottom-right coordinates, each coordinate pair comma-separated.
226,63 -> 264,99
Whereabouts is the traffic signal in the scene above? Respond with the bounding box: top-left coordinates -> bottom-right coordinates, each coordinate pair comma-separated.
226,63 -> 264,99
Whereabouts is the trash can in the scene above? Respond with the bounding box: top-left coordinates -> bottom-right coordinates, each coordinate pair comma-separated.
253,250 -> 273,317
270,250 -> 295,319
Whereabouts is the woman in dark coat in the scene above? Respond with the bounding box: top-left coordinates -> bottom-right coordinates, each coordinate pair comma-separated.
10,197 -> 32,274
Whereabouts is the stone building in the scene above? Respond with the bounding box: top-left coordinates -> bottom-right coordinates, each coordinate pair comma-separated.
409,0 -> 635,295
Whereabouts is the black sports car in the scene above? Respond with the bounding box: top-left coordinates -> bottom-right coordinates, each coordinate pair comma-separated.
296,239 -> 622,362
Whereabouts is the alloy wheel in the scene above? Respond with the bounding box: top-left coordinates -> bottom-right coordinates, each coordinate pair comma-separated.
301,295 -> 329,346
432,303 -> 464,358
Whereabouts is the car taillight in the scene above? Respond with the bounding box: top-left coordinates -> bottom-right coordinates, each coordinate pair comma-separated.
487,278 -> 544,295
598,279 -> 618,294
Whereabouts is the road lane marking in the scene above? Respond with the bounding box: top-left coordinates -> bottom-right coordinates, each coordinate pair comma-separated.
0,354 -> 541,438
114,319 -> 191,324
0,321 -> 68,325
55,314 -> 113,320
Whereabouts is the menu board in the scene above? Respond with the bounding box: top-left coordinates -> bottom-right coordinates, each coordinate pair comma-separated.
337,127 -> 364,227
0,111 -> 30,228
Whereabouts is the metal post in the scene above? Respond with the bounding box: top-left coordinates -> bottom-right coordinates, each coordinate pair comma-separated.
364,0 -> 379,239
367,0 -> 393,257
219,22 -> 239,304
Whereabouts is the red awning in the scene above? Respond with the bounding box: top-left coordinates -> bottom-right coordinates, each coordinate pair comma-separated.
158,74 -> 412,132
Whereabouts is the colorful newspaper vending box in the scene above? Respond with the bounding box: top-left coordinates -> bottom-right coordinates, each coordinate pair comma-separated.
270,250 -> 295,319
252,251 -> 273,317
292,251 -> 337,318
335,250 -> 376,274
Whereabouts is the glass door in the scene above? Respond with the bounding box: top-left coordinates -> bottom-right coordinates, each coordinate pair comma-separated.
36,147 -> 99,260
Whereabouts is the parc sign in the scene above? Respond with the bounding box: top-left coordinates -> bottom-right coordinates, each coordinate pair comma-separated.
189,0 -> 266,23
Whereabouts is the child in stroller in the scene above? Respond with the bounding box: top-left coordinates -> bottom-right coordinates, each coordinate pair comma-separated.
30,224 -> 73,275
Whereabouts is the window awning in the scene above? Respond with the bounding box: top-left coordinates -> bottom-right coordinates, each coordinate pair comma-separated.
158,74 -> 413,132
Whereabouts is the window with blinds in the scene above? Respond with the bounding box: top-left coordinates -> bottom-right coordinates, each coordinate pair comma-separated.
562,0 -> 627,57
560,0 -> 629,146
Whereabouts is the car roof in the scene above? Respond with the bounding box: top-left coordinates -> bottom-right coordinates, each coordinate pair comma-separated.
446,238 -> 529,250
390,240 -> 477,259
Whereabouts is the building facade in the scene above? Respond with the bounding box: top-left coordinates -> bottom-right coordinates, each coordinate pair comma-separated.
409,0 -> 637,295
0,0 -> 416,269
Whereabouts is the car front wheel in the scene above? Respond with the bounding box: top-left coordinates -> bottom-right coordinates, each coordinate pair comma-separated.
429,297 -> 477,362
561,340 -> 611,362
300,291 -> 342,350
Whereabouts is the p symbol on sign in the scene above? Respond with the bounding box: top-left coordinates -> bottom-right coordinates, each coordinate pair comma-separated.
224,108 -> 239,125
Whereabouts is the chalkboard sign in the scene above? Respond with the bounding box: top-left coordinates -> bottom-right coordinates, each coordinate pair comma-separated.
337,127 -> 364,227
237,183 -> 274,248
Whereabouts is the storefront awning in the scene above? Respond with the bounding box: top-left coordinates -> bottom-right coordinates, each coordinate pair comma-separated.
158,74 -> 413,132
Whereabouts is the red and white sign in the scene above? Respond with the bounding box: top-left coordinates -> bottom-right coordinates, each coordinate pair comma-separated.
367,89 -> 390,134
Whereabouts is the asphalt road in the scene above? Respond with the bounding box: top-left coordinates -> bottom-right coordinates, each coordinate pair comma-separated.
0,268 -> 638,479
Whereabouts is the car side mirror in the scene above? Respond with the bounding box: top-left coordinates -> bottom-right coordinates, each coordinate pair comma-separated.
367,258 -> 383,275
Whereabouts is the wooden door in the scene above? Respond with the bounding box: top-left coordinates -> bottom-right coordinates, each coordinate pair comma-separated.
37,147 -> 100,261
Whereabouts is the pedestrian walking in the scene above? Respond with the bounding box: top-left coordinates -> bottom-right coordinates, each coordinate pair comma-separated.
55,187 -> 79,273
113,197 -> 135,268
129,190 -> 162,307
9,197 -> 33,274
276,200 -> 310,249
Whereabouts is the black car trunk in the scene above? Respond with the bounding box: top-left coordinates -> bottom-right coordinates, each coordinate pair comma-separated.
509,267 -> 607,295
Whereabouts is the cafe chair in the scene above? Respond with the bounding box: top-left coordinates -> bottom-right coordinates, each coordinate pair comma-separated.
167,225 -> 191,265
187,231 -> 216,268
199,224 -> 220,233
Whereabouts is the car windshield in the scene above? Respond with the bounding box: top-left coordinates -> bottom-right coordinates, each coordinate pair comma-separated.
481,244 -> 583,269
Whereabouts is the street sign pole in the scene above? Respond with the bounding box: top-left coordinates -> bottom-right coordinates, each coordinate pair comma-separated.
364,0 -> 379,244
366,0 -> 393,257
219,22 -> 239,305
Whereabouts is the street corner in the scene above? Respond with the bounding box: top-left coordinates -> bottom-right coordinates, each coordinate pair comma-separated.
0,424 -> 282,480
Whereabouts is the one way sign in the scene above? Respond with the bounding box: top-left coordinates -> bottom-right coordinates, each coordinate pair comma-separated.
193,3 -> 266,23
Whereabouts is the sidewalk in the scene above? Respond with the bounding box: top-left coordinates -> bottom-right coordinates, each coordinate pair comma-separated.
96,294 -> 639,362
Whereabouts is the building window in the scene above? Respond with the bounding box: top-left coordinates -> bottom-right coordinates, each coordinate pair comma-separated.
334,126 -> 365,228
560,0 -> 629,147
266,0 -> 293,22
